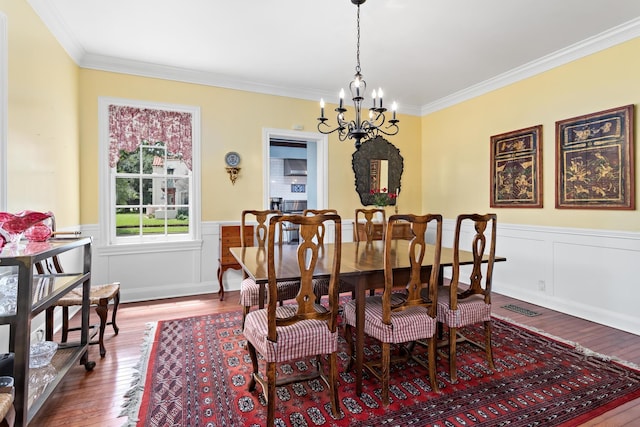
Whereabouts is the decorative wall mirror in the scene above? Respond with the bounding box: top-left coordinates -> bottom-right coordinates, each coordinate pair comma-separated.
352,136 -> 404,206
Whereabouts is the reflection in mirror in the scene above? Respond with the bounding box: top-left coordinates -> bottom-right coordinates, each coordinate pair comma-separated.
352,136 -> 404,206
370,159 -> 389,192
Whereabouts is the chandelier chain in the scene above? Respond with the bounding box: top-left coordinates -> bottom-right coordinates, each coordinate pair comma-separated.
355,4 -> 361,74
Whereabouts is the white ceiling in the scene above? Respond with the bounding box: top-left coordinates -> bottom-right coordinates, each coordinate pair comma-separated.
29,0 -> 640,115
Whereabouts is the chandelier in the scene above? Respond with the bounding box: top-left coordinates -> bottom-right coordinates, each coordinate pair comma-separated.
317,0 -> 399,149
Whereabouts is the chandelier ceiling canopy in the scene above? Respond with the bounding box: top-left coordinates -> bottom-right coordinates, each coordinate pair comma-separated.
316,0 -> 399,149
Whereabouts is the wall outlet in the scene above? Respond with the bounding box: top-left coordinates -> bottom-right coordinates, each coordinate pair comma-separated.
538,280 -> 546,291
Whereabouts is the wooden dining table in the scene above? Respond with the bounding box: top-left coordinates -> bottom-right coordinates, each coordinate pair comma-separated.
230,240 -> 506,395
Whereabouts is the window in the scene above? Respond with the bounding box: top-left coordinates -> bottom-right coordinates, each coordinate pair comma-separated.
99,99 -> 200,246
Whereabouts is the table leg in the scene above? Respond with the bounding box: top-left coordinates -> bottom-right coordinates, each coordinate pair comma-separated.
355,276 -> 365,395
217,264 -> 225,301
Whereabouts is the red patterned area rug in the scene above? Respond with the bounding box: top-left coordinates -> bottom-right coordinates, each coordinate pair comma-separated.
120,310 -> 640,427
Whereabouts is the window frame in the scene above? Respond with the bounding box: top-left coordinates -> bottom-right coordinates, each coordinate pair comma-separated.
98,97 -> 201,247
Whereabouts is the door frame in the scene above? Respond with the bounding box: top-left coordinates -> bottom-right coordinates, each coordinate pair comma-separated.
262,128 -> 328,210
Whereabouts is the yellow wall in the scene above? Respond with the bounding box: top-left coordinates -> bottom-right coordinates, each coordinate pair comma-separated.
4,0 -> 638,231
1,0 -> 80,227
422,37 -> 640,231
78,70 -> 422,223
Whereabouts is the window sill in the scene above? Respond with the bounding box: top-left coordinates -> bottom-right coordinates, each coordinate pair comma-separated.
96,239 -> 203,256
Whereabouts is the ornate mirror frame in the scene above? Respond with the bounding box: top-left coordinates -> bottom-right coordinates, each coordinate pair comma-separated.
352,136 -> 404,206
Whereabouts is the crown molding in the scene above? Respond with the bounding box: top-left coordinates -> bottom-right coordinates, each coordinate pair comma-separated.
28,0 -> 640,118
420,17 -> 640,115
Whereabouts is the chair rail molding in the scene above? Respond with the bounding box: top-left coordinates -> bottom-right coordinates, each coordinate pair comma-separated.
442,219 -> 640,336
81,220 -> 638,335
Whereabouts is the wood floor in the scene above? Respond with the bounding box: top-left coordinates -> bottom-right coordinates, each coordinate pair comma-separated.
29,291 -> 640,427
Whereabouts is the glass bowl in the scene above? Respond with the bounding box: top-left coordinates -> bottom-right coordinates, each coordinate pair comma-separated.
29,341 -> 58,368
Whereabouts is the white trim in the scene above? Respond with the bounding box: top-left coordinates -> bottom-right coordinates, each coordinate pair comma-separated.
27,1 -> 640,117
97,97 -> 201,246
0,13 -> 7,210
421,17 -> 640,115
262,128 -> 328,210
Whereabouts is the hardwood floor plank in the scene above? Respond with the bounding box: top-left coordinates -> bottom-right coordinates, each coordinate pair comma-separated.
27,291 -> 640,426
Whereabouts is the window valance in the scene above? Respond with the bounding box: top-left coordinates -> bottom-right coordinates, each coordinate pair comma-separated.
108,105 -> 193,170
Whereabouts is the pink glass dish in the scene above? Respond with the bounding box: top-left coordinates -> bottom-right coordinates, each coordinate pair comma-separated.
25,223 -> 52,242
0,211 -> 52,246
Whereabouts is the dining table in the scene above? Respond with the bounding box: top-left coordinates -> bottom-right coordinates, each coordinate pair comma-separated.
230,239 -> 506,395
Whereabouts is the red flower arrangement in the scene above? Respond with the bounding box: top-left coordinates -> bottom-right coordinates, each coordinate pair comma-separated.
370,188 -> 397,206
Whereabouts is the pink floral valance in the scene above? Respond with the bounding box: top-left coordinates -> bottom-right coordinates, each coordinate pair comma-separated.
109,105 -> 193,170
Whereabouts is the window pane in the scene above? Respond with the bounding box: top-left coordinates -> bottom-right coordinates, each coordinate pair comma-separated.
168,209 -> 189,235
116,178 -> 140,205
142,145 -> 164,174
142,178 -> 154,205
116,148 -> 140,174
116,208 -> 140,236
142,214 -> 165,236
169,178 -> 189,206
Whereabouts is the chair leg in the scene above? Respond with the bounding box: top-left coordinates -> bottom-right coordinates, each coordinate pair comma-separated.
246,341 -> 258,392
426,335 -> 440,393
95,299 -> 109,357
61,306 -> 70,343
484,320 -> 495,370
449,326 -> 458,383
242,306 -> 250,329
344,324 -> 354,372
266,361 -> 276,426
110,290 -> 120,335
381,342 -> 390,406
328,352 -> 340,418
45,307 -> 54,341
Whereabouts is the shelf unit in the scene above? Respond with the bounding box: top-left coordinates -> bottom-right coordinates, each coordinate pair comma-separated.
0,237 -> 94,426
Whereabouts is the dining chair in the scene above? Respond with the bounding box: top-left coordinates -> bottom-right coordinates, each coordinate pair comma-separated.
354,208 -> 386,243
37,215 -> 120,358
436,213 -> 497,383
302,209 -> 338,302
343,213 -> 443,405
243,213 -> 343,425
238,210 -> 300,327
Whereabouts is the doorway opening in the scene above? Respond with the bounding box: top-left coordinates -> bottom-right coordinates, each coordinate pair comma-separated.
262,128 -> 328,242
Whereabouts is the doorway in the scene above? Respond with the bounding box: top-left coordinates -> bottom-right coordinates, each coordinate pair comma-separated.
262,128 -> 328,213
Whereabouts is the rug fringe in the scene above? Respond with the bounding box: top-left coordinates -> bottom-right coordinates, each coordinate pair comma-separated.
492,313 -> 640,371
119,321 -> 158,427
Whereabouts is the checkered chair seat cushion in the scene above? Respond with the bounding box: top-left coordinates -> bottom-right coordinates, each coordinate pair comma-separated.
343,295 -> 437,344
55,283 -> 120,307
436,287 -> 491,328
243,304 -> 337,362
239,277 -> 301,307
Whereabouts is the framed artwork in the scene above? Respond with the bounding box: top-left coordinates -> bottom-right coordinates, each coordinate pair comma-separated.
490,125 -> 543,208
556,105 -> 635,210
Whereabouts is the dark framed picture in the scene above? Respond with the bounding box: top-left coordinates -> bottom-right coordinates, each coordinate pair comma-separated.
490,125 -> 543,208
556,105 -> 635,210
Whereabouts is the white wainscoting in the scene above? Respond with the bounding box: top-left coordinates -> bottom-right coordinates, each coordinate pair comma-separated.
81,220 -> 640,336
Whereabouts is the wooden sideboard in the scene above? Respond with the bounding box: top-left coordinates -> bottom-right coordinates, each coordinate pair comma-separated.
218,225 -> 254,301
353,221 -> 413,241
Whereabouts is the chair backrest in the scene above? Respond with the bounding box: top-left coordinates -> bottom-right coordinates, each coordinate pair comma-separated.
266,213 -> 342,341
449,213 -> 497,310
381,214 -> 442,323
34,215 -> 64,275
303,209 -> 338,245
241,209 -> 282,248
354,208 -> 386,243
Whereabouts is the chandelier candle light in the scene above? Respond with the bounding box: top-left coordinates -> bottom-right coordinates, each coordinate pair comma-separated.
317,0 -> 399,149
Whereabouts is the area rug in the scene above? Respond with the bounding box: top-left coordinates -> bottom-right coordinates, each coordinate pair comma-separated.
121,309 -> 640,426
